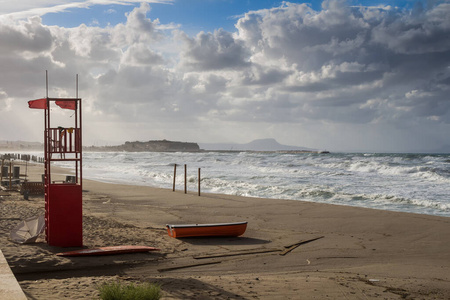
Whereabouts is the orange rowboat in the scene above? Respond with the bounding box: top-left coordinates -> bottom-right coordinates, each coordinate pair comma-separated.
166,221 -> 248,238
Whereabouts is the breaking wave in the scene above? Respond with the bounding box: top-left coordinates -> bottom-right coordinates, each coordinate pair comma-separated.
53,151 -> 450,217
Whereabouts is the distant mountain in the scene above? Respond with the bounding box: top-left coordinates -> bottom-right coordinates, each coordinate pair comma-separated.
199,138 -> 316,151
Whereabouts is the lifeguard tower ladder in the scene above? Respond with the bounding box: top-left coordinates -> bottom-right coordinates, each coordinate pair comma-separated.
28,73 -> 83,247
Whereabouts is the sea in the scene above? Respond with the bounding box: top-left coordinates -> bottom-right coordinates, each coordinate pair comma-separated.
48,151 -> 448,218
20,151 -> 450,217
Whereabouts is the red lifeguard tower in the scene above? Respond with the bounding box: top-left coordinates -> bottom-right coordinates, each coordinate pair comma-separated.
28,72 -> 83,247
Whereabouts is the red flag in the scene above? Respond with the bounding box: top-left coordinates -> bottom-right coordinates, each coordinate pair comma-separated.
56,100 -> 76,110
28,98 -> 47,109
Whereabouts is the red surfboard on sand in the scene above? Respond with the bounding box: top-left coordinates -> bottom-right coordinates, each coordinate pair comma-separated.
56,245 -> 160,257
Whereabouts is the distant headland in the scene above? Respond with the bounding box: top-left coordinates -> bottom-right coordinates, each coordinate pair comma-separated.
86,138 -> 326,153
1,139 -> 327,153
0,140 -> 43,151
86,140 -> 200,152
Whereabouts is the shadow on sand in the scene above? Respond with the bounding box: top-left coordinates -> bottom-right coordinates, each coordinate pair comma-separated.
176,236 -> 271,246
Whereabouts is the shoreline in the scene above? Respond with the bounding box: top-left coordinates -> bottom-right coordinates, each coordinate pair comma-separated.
1,163 -> 450,299
4,151 -> 449,218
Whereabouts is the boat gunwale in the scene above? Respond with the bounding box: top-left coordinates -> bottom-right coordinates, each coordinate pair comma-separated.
166,221 -> 247,229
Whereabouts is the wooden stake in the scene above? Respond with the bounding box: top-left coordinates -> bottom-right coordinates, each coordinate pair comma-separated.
172,164 -> 177,191
9,161 -> 12,190
184,164 -> 187,194
198,168 -> 201,196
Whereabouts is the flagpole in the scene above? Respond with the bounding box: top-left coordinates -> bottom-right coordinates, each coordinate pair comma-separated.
46,70 -> 48,98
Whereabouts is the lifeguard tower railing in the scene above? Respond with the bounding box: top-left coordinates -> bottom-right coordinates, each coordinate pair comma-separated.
47,126 -> 82,155
44,98 -> 82,185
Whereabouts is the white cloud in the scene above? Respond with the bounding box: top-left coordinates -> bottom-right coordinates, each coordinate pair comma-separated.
0,0 -> 173,19
179,29 -> 250,71
1,1 -> 450,152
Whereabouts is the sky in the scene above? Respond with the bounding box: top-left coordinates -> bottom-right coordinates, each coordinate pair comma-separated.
0,0 -> 449,152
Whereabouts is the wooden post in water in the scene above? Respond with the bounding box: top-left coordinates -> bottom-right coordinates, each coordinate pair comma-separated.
184,164 -> 187,194
198,168 -> 201,196
172,164 -> 177,191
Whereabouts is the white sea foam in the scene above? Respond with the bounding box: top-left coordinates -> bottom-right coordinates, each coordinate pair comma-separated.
22,151 -> 449,217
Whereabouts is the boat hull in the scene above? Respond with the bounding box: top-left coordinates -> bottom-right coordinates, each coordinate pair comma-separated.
166,221 -> 247,238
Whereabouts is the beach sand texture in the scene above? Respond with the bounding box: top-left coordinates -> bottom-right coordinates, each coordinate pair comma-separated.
1,163 -> 449,299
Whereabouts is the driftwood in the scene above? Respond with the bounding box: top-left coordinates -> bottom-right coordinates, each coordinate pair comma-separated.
193,236 -> 325,260
194,248 -> 280,260
158,236 -> 325,273
279,236 -> 324,256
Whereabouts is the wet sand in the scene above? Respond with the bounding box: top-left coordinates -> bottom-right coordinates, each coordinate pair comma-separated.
1,163 -> 449,299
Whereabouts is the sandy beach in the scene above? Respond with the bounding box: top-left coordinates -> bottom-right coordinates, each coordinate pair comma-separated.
1,162 -> 450,299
